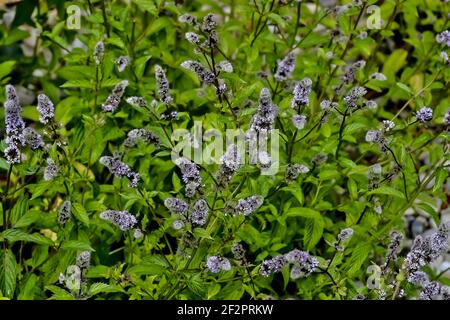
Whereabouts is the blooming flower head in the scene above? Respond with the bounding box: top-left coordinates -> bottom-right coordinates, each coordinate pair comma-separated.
415,107 -> 433,123
444,108 -> 450,126
175,157 -> 202,197
338,228 -> 354,241
181,60 -> 215,85
291,77 -> 312,109
231,243 -> 246,260
126,96 -> 147,108
292,114 -> 307,130
154,64 -> 173,105
235,195 -> 264,216
100,210 -> 137,231
93,41 -> 105,65
115,56 -> 130,72
217,60 -> 233,73
259,255 -> 287,276
58,200 -> 72,225
206,255 -> 231,273
37,94 -> 55,124
19,127 -> 44,150
436,30 -> 450,47
102,80 -> 128,112
201,13 -> 218,34
274,51 -> 297,81
179,13 -> 198,26
344,86 -> 367,109
123,129 -> 159,148
190,199 -> 209,226
76,251 -> 91,269
44,158 -> 59,181
164,197 -> 189,215
217,144 -> 242,186
99,155 -> 140,188
250,88 -> 278,133
285,163 -> 310,182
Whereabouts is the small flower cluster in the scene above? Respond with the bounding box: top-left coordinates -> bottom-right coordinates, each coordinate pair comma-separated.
334,227 -> 354,251
415,107 -> 433,123
404,222 -> 450,277
284,249 -> 320,280
99,155 -> 140,188
123,129 -> 159,148
154,64 -> 173,104
76,251 -> 91,269
384,230 -> 403,266
436,30 -> 450,47
365,129 -> 388,152
165,197 -> 209,228
37,94 -> 55,124
3,85 -> 25,163
175,157 -> 202,197
217,144 -> 242,186
100,210 -> 138,231
206,255 -> 231,273
115,56 -> 130,72
285,163 -> 310,182
235,195 -> 264,216
181,60 -> 215,85
274,51 -> 297,81
44,158 -> 59,181
102,80 -> 128,112
249,88 -> 278,133
126,96 -> 147,108
341,60 -> 366,85
260,249 -> 318,278
93,41 -> 105,65
367,163 -> 382,190
58,200 -> 72,225
343,86 -> 367,110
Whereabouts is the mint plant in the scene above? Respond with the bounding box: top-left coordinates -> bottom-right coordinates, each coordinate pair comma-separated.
0,0 -> 449,300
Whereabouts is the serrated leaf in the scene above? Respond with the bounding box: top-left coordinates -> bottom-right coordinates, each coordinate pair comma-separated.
303,215 -> 324,250
89,282 -> 110,296
367,186 -> 406,199
2,229 -> 54,246
0,249 -> 16,298
60,80 -> 92,88
347,243 -> 371,276
61,240 -> 94,252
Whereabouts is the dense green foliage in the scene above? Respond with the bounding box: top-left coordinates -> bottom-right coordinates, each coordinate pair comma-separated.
0,0 -> 450,300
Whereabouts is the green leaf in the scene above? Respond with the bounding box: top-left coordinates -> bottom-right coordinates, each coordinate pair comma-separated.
72,203 -> 90,226
89,282 -> 111,296
133,0 -> 158,14
2,229 -> 54,246
396,82 -> 412,94
0,61 -> 16,80
60,80 -> 92,88
303,215 -> 324,250
46,285 -> 74,300
432,168 -> 448,194
347,243 -> 371,276
61,240 -> 94,252
186,273 -> 206,298
286,207 -> 321,219
13,210 -> 40,228
367,186 -> 406,199
0,249 -> 16,298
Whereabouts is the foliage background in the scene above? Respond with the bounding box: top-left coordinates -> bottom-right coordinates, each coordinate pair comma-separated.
0,0 -> 449,300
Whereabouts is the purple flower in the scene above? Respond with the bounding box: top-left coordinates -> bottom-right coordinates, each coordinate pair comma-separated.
99,156 -> 140,188
100,210 -> 137,231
